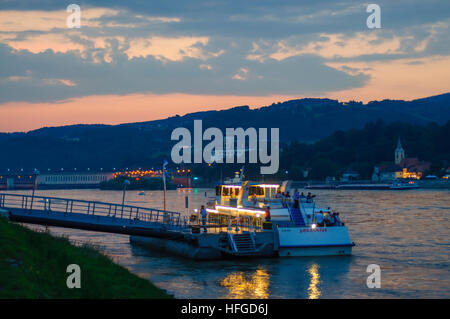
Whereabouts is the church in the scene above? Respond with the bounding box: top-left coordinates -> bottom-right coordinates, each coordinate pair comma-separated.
372,138 -> 431,181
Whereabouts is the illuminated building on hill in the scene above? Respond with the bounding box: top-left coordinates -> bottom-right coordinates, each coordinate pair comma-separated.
372,138 -> 431,181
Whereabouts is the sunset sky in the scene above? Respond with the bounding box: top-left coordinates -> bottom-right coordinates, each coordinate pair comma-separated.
1,0 -> 449,132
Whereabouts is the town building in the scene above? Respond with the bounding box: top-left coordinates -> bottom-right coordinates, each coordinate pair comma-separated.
37,171 -> 113,189
398,157 -> 431,179
0,170 -> 113,190
0,174 -> 35,190
341,170 -> 360,182
372,138 -> 431,181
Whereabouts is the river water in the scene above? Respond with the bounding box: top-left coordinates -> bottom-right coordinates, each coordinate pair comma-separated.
7,188 -> 450,298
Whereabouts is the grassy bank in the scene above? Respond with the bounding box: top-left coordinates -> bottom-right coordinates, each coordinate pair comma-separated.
0,217 -> 172,298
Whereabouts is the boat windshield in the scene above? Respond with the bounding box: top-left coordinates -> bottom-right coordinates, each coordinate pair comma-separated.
215,185 -> 241,198
248,184 -> 281,202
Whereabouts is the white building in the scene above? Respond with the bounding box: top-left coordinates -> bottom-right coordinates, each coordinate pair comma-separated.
37,172 -> 113,189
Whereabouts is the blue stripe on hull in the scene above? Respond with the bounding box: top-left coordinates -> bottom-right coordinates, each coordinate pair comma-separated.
280,243 -> 355,248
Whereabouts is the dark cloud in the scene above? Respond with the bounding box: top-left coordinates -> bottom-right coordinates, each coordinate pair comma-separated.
0,42 -> 368,103
0,0 -> 448,103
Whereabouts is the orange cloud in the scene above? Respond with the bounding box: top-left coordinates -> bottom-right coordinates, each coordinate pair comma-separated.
6,33 -> 85,54
0,9 -> 188,61
248,32 -> 407,62
0,8 -> 118,32
125,36 -> 210,61
325,55 -> 450,102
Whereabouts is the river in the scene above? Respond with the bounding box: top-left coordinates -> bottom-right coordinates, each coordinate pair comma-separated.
7,188 -> 450,298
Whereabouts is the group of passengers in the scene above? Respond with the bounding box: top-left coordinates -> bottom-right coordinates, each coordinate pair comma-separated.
314,211 -> 343,227
276,189 -> 316,208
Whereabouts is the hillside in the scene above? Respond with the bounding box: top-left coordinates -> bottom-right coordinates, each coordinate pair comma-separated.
0,93 -> 449,171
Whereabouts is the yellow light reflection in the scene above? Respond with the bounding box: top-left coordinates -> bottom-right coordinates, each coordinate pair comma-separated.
307,264 -> 321,299
220,268 -> 270,299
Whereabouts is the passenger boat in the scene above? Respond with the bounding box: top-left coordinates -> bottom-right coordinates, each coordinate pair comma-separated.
206,174 -> 355,257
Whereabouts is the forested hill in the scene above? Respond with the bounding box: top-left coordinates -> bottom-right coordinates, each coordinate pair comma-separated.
128,92 -> 450,141
277,120 -> 450,180
0,93 -> 449,171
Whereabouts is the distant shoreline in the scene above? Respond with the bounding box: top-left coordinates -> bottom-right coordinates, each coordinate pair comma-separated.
2,180 -> 449,191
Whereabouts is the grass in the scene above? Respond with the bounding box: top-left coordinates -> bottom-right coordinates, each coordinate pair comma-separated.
0,217 -> 172,298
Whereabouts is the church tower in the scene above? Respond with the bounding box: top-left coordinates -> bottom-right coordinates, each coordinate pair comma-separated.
395,137 -> 405,165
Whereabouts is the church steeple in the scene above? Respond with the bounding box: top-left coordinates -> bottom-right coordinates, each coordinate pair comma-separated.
395,137 -> 405,165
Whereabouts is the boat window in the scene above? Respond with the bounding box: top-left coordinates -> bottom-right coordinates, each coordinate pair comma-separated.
216,185 -> 221,196
249,186 -> 264,196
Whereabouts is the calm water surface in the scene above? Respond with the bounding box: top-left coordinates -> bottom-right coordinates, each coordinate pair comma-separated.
8,188 -> 450,298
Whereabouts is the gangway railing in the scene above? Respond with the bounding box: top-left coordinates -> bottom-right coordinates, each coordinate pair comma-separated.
0,193 -> 265,234
0,193 -> 184,227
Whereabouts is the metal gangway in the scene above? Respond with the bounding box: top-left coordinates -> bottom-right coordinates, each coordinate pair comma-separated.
0,193 -> 190,238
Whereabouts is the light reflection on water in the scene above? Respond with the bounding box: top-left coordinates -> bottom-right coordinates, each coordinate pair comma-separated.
8,188 -> 450,298
220,268 -> 270,299
307,264 -> 321,299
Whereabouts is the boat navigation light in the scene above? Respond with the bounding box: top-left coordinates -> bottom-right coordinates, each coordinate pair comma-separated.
311,224 -> 317,229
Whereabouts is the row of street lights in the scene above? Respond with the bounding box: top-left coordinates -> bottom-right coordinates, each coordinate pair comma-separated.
28,161 -> 168,214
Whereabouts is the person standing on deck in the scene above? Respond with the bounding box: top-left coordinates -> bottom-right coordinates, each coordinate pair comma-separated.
335,213 -> 343,226
293,189 -> 300,208
200,205 -> 207,233
316,211 -> 324,227
306,192 -> 316,203
265,206 -> 271,222
285,192 -> 291,206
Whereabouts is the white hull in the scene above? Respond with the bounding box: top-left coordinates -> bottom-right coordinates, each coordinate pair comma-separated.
277,226 -> 354,257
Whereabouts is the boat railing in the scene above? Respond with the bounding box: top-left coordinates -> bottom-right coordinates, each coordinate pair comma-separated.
191,214 -> 261,233
298,199 -> 314,225
1,193 -> 262,234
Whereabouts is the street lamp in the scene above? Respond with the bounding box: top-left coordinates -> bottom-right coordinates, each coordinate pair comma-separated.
162,160 -> 168,211
121,179 -> 130,218
30,169 -> 39,210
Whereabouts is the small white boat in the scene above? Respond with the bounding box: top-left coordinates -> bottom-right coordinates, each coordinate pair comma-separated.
389,181 -> 419,190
